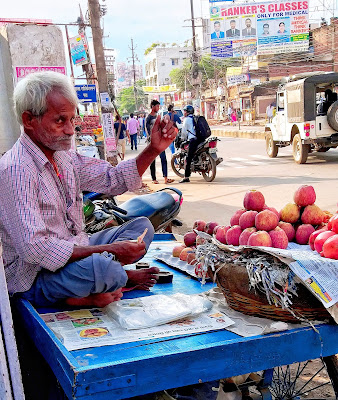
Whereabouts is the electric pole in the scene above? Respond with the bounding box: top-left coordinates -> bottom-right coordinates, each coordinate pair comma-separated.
88,0 -> 108,94
129,38 -> 139,111
189,0 -> 200,110
88,0 -> 118,165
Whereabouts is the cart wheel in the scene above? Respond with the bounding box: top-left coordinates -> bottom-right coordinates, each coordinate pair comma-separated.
268,359 -> 336,399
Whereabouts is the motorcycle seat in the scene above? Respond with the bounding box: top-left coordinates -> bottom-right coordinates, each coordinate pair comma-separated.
114,191 -> 177,229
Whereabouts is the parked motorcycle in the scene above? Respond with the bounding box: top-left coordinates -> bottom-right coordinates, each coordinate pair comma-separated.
171,136 -> 223,182
83,188 -> 183,234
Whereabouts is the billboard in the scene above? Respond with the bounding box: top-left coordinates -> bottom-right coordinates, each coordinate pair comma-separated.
142,84 -> 177,93
14,66 -> 66,84
210,1 -> 309,58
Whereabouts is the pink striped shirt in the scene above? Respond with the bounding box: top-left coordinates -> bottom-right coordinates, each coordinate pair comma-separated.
0,133 -> 141,294
127,118 -> 140,135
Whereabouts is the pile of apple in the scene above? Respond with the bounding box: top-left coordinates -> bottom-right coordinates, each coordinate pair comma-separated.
212,185 -> 331,250
309,214 -> 338,259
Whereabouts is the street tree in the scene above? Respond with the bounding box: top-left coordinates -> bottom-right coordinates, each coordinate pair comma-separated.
116,79 -> 146,114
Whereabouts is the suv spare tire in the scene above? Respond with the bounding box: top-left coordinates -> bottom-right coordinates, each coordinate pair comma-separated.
327,101 -> 338,131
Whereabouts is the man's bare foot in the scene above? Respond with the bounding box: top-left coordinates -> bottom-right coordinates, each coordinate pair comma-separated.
65,289 -> 123,308
126,267 -> 159,291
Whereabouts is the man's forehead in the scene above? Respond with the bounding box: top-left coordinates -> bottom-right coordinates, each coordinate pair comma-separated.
46,91 -> 76,112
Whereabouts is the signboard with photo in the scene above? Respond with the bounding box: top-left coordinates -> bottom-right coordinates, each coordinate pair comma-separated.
210,1 -> 309,58
69,35 -> 88,66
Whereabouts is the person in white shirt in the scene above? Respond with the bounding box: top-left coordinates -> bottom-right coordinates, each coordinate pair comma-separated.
266,103 -> 274,123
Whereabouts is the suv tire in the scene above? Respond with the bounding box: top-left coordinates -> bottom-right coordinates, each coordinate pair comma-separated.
266,132 -> 278,158
292,133 -> 309,164
327,101 -> 338,131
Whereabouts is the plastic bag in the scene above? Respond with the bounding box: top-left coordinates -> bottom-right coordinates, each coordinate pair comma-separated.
105,293 -> 213,330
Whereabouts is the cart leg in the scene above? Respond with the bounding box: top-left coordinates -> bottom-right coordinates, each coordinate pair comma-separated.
323,355 -> 338,398
256,369 -> 273,400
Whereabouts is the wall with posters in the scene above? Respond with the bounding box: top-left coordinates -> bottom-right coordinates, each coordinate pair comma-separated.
210,1 -> 309,58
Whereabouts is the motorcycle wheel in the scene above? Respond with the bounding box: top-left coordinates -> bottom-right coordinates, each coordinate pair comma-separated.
171,153 -> 185,178
201,153 -> 217,182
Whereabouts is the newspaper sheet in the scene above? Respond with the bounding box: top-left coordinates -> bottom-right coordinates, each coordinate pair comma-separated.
40,306 -> 234,351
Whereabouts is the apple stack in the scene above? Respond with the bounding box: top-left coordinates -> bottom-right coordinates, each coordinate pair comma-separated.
214,185 -> 330,249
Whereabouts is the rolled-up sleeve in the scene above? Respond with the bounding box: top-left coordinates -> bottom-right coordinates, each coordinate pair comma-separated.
0,165 -> 74,272
72,153 -> 142,195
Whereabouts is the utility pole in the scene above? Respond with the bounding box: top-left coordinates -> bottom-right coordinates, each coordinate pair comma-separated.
88,0 -> 117,165
129,38 -> 138,111
88,0 -> 108,94
189,0 -> 201,113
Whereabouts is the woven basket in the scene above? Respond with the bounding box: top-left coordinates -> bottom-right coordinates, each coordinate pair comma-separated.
211,257 -> 331,323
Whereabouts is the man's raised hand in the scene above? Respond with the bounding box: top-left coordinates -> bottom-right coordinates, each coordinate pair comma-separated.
150,115 -> 177,154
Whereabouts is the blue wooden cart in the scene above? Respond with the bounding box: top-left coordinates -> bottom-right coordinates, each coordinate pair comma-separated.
13,235 -> 338,399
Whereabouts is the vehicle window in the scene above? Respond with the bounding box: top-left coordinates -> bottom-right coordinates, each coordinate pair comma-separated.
277,93 -> 284,111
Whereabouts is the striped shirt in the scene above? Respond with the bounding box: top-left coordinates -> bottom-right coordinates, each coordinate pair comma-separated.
0,133 -> 141,294
127,118 -> 139,135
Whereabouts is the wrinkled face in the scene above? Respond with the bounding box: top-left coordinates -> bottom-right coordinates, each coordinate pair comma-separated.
28,91 -> 76,152
230,21 -> 236,29
214,23 -> 221,32
246,19 -> 251,28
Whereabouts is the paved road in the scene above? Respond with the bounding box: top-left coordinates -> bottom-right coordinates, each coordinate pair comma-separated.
121,136 -> 338,232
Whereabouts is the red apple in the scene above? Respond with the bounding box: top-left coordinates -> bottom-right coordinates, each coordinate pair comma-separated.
193,220 -> 206,232
226,225 -> 242,246
255,210 -> 279,231
314,231 -> 336,254
186,252 -> 197,265
278,221 -> 296,242
179,247 -> 194,261
247,231 -> 272,247
239,227 -> 257,246
184,231 -> 197,247
301,204 -> 324,225
172,245 -> 186,257
295,224 -> 315,245
322,234 -> 338,259
309,227 -> 329,251
269,227 -> 288,249
230,209 -> 246,226
243,190 -> 265,211
293,185 -> 316,207
239,210 -> 258,230
205,222 -> 219,235
215,226 -> 231,244
330,215 -> 338,234
280,203 -> 300,223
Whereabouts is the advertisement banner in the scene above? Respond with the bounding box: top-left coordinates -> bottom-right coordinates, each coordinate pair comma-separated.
69,35 -> 88,66
102,113 -> 116,154
142,84 -> 177,93
14,66 -> 66,84
227,74 -> 250,86
210,1 -> 309,58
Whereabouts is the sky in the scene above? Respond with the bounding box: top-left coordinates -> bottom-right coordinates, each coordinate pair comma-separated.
2,0 -> 209,71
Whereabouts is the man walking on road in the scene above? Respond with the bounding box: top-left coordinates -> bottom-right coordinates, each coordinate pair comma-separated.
266,103 -> 274,123
127,113 -> 139,150
146,100 -> 174,185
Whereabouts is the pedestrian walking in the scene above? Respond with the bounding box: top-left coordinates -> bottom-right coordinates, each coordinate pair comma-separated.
266,103 -> 274,123
146,100 -> 174,185
231,109 -> 237,126
114,115 -> 127,160
127,113 -> 140,150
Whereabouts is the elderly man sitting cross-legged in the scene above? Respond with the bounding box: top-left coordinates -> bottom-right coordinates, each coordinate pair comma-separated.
0,72 -> 176,308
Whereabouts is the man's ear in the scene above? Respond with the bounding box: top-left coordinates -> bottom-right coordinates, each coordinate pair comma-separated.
21,111 -> 36,130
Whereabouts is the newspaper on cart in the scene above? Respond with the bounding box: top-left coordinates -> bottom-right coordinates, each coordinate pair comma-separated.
212,239 -> 338,324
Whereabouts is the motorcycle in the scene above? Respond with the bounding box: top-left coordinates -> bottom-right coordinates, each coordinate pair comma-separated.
83,188 -> 183,234
171,136 -> 223,182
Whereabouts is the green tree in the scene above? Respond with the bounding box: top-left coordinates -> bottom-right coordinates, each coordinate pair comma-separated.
116,79 -> 147,114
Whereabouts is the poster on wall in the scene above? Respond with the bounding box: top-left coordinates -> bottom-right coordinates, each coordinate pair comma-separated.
69,35 -> 89,66
210,1 -> 309,58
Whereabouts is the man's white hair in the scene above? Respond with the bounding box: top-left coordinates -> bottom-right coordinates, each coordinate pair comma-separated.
13,71 -> 79,125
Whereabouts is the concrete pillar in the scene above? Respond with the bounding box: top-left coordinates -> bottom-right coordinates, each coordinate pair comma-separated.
0,29 -> 20,155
